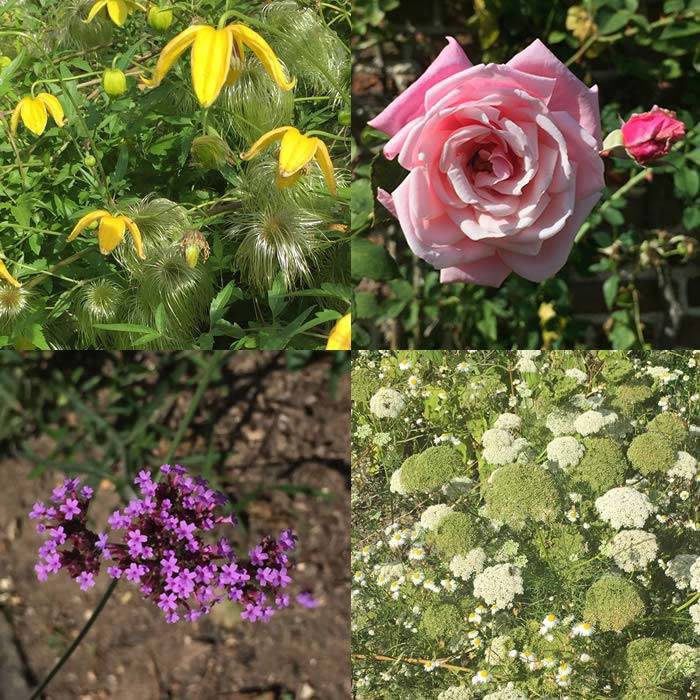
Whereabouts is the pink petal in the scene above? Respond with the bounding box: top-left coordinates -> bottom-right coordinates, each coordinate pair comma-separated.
507,39 -> 602,146
497,191 -> 600,281
367,36 -> 472,137
440,256 -> 512,287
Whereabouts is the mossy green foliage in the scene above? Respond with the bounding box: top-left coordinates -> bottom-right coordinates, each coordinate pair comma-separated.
570,436 -> 627,495
552,375 -> 582,402
420,603 -> 463,639
484,464 -> 561,529
612,383 -> 654,416
401,446 -> 464,492
583,575 -> 645,632
624,637 -> 678,691
352,366 -> 380,404
627,432 -> 676,476
599,354 -> 635,383
535,524 -> 587,580
429,512 -> 482,558
646,412 -> 687,448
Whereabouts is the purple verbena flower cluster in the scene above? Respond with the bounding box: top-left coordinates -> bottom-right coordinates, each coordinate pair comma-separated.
31,466 -> 312,624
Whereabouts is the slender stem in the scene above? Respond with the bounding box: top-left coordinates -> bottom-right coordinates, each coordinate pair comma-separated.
575,168 -> 650,243
29,578 -> 119,700
23,249 -> 91,289
0,114 -> 27,190
676,591 -> 700,612
164,354 -> 223,464
305,129 -> 350,142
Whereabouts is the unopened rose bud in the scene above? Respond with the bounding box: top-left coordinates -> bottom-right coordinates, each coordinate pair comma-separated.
620,106 -> 685,164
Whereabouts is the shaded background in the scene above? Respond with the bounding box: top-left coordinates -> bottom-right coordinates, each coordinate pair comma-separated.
0,350 -> 350,700
352,0 -> 700,349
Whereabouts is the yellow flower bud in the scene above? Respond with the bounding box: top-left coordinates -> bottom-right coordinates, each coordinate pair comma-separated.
147,5 -> 173,32
102,68 -> 127,97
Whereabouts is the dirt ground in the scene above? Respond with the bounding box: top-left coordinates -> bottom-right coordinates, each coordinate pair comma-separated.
0,353 -> 350,700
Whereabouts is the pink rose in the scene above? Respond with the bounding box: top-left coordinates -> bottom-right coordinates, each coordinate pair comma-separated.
621,106 -> 685,164
369,38 -> 605,287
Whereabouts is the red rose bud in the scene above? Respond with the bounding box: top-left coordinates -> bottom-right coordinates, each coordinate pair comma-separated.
620,106 -> 685,164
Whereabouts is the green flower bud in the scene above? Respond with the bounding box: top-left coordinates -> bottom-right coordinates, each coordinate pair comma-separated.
180,230 -> 210,269
0,56 -> 12,69
147,5 -> 173,32
84,155 -> 97,167
338,108 -> 350,126
102,68 -> 127,98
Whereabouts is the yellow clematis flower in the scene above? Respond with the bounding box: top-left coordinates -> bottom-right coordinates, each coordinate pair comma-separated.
10,93 -> 65,136
142,22 -> 294,108
85,0 -> 145,27
241,126 -> 336,195
0,260 -> 21,288
326,313 -> 350,350
67,210 -> 145,259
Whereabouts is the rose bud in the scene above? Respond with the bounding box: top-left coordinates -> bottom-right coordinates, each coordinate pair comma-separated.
620,106 -> 685,164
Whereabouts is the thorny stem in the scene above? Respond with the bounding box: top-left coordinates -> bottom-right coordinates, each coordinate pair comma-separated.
29,578 -> 120,700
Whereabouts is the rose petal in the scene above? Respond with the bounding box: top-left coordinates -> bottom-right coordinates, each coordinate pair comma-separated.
368,36 -> 472,137
507,38 -> 602,146
440,256 -> 512,287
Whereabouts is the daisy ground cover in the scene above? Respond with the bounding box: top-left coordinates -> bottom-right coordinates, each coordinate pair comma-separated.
351,350 -> 699,699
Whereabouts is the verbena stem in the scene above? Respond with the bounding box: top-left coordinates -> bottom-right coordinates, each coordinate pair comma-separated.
29,578 -> 120,700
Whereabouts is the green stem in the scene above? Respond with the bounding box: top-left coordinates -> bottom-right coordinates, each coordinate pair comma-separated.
23,248 -> 91,289
575,168 -> 650,243
0,114 -> 27,190
29,578 -> 119,700
0,30 -> 114,206
164,354 -> 223,464
305,129 -> 350,142
676,591 -> 700,613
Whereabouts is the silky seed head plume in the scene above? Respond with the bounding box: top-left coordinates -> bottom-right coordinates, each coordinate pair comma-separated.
189,135 -> 235,170
51,0 -> 114,50
121,197 -> 192,244
75,279 -> 124,346
216,59 -> 294,146
129,247 -> 213,346
228,200 -> 327,292
262,1 -> 349,103
0,285 -> 31,321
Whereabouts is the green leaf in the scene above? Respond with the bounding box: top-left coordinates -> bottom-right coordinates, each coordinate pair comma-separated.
93,323 -> 158,334
350,177 -> 374,233
351,237 -> 399,280
603,274 -> 620,310
602,207 -> 625,226
682,206 -> 700,231
209,281 -> 242,325
674,168 -> 699,198
354,291 -> 380,319
599,10 -> 632,35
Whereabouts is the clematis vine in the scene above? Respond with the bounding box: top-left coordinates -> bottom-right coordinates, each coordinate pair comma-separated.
142,21 -> 295,108
10,93 -> 65,136
67,210 -> 145,259
241,126 -> 336,195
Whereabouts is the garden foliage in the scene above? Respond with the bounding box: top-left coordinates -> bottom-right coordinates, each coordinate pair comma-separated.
352,350 -> 699,697
1,0 -> 350,349
352,0 -> 700,349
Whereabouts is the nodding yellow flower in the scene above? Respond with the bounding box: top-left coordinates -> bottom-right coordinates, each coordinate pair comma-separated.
67,210 -> 145,259
10,94 -> 64,136
241,126 -> 336,195
142,22 -> 294,108
0,260 -> 21,288
325,313 -> 350,350
85,0 -> 145,27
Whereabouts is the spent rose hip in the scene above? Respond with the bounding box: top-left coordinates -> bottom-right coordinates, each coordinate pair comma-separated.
31,466 -> 310,624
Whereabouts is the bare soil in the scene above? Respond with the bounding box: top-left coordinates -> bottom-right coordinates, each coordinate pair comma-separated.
0,352 -> 350,700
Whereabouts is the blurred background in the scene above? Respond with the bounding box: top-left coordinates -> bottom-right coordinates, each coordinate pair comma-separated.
352,0 -> 700,349
0,350 -> 350,700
